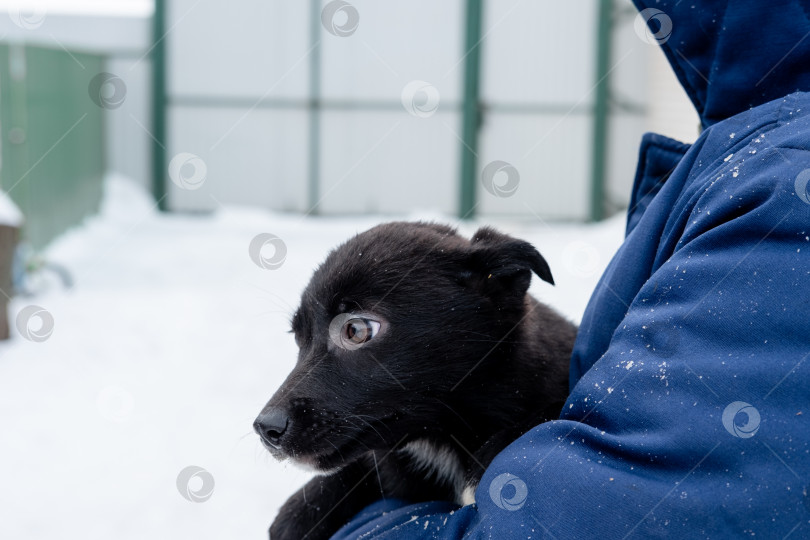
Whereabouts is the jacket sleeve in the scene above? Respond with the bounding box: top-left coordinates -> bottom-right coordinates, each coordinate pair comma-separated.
332,108 -> 810,539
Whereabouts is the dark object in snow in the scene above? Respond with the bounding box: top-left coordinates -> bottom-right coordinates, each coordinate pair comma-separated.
0,190 -> 21,340
254,222 -> 575,540
0,224 -> 17,339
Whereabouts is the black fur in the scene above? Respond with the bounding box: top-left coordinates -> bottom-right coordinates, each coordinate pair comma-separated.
254,222 -> 576,539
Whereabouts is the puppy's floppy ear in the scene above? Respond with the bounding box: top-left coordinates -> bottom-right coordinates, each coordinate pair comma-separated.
462,226 -> 554,299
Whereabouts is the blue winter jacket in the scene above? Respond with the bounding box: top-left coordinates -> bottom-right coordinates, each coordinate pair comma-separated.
333,1 -> 810,537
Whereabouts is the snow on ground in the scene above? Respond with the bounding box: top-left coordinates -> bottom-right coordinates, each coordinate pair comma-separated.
0,177 -> 625,539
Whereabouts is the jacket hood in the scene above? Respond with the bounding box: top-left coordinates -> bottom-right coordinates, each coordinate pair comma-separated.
633,0 -> 810,128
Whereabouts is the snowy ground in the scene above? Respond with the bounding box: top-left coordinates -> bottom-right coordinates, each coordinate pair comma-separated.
0,177 -> 625,539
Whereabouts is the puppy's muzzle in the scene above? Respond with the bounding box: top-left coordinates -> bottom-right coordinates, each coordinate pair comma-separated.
254,407 -> 290,450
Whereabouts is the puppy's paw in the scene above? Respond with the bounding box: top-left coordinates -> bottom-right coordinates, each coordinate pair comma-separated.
269,515 -> 326,540
268,517 -> 301,540
269,513 -> 329,540
268,490 -> 338,540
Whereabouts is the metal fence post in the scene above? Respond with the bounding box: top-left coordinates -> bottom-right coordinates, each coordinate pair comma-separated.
307,0 -> 322,213
589,0 -> 613,222
458,0 -> 483,219
151,0 -> 168,210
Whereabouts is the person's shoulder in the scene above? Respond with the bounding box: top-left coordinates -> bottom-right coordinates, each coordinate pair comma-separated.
667,92 -> 810,236
692,91 -> 810,181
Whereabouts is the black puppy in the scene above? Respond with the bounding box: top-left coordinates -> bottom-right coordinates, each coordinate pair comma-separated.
254,222 -> 577,539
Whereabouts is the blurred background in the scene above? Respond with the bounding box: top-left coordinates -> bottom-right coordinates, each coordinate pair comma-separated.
0,0 -> 698,249
0,0 -> 700,538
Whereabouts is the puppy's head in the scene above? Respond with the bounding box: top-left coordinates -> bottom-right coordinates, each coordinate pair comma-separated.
254,222 -> 554,471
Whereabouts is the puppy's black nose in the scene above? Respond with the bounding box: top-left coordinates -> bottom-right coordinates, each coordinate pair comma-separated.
254,408 -> 289,448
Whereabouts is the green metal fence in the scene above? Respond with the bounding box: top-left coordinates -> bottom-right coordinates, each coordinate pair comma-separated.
152,0 -> 625,222
0,43 -> 106,248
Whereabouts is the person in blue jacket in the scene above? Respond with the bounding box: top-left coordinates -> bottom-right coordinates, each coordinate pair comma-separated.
332,0 -> 810,537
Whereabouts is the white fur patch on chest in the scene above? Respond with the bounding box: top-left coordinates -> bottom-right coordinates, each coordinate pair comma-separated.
402,439 -> 476,506
460,484 -> 476,506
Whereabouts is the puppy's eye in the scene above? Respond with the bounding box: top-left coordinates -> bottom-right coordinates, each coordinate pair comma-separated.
342,318 -> 380,345
329,314 -> 382,350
